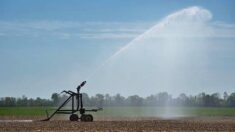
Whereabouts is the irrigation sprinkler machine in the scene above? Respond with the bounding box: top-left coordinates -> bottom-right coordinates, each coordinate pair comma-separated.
42,81 -> 102,122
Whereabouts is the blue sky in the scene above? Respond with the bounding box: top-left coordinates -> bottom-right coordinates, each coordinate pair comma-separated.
1,0 -> 235,22
0,0 -> 235,98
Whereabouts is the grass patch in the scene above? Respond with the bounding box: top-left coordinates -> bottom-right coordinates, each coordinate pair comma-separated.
0,107 -> 49,116
0,107 -> 235,117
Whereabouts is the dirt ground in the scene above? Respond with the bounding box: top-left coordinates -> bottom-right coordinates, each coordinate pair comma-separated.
0,117 -> 235,131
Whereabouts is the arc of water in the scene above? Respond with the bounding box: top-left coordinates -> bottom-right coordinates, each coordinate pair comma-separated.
85,22 -> 166,81
85,6 -> 211,81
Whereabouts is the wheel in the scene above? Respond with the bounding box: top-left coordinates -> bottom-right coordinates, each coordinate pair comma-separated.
80,114 -> 86,122
80,114 -> 93,122
84,114 -> 93,122
69,114 -> 78,121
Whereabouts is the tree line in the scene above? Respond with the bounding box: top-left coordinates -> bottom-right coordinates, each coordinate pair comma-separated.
1,92 -> 235,107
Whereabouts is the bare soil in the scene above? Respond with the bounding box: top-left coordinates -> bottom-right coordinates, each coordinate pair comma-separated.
0,117 -> 235,131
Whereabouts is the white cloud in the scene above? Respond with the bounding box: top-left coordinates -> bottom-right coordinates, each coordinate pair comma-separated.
80,32 -> 139,39
0,6 -> 234,40
0,21 -> 151,40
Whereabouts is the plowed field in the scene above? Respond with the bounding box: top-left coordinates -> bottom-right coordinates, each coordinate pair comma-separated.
0,117 -> 235,131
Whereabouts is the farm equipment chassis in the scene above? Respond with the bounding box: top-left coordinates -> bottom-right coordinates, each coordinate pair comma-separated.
42,81 -> 102,121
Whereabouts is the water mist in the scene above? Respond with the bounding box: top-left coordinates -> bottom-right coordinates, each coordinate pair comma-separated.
86,6 -> 235,118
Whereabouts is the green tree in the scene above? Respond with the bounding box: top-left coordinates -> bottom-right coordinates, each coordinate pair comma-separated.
104,94 -> 112,106
227,93 -> 235,107
17,95 -> 28,106
4,97 -> 16,107
114,93 -> 125,106
127,95 -> 143,106
95,94 -> 104,107
82,93 -> 90,106
51,93 -> 59,106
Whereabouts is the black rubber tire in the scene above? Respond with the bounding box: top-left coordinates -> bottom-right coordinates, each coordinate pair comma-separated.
84,114 -> 93,122
69,114 -> 78,121
80,114 -> 86,122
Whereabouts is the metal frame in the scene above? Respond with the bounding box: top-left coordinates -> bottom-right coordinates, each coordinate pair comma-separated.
42,81 -> 101,121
